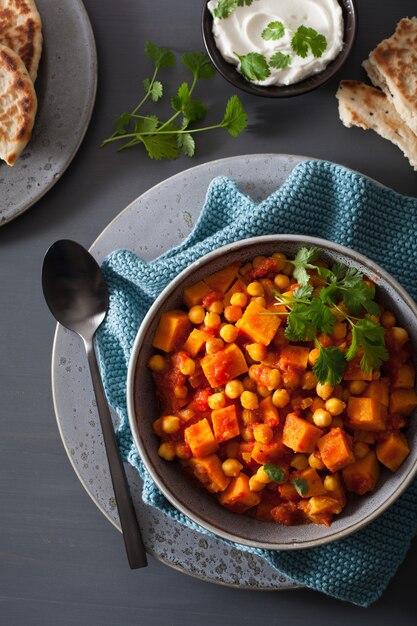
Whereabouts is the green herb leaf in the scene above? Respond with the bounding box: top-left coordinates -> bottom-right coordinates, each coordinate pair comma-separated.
343,281 -> 380,316
140,122 -> 180,160
269,51 -> 292,69
292,284 -> 313,299
308,298 -> 336,335
115,112 -> 132,135
183,99 -> 207,123
291,246 -> 321,285
346,317 -> 388,373
285,303 -> 317,341
177,133 -> 195,157
145,41 -> 176,68
291,477 -> 309,497
171,82 -> 191,111
313,345 -> 347,385
262,21 -> 285,41
291,26 -> 327,58
235,52 -> 270,81
221,95 -> 248,136
213,0 -> 238,18
263,463 -> 286,483
134,115 -> 159,134
182,52 -> 216,80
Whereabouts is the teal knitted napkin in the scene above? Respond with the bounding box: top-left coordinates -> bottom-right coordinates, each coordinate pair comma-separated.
96,159 -> 417,607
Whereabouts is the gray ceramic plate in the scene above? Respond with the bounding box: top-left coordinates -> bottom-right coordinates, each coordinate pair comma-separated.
0,0 -> 97,226
52,154 -> 313,588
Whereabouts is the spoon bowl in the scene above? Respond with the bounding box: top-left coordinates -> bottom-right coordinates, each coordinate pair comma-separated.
42,239 -> 147,569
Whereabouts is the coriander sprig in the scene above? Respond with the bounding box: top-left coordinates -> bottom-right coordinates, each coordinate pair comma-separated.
272,248 -> 389,384
213,0 -> 258,19
102,42 -> 248,160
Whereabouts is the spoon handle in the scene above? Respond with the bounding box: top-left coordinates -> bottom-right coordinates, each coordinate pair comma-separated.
85,340 -> 148,569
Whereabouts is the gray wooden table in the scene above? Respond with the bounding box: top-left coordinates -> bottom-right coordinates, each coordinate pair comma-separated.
1,1 -> 416,624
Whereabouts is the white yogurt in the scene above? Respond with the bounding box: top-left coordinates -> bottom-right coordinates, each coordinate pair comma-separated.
208,0 -> 344,86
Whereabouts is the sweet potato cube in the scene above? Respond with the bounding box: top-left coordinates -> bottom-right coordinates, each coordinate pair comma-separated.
200,343 -> 248,388
393,364 -> 415,389
203,261 -> 240,294
236,300 -> 281,346
152,310 -> 191,352
342,451 -> 380,495
304,496 -> 343,517
219,473 -> 261,512
389,389 -> 417,415
317,427 -> 355,472
183,281 -> 212,308
347,397 -> 387,431
363,378 -> 389,407
224,278 -> 247,306
182,328 -> 211,357
189,454 -> 231,493
376,432 -> 410,471
211,405 -> 240,443
278,345 -> 309,371
259,395 -> 280,427
251,433 -> 288,464
292,467 -> 327,498
278,482 -> 299,501
343,357 -> 373,381
184,418 -> 218,458
282,413 -> 323,453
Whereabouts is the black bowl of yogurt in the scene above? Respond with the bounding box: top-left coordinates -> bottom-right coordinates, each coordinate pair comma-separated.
202,0 -> 358,97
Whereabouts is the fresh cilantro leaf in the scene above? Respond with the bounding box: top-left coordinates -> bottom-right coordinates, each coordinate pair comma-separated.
237,0 -> 256,6
343,281 -> 379,315
339,266 -> 363,289
308,298 -> 336,334
172,82 -> 191,112
177,133 -> 195,157
221,95 -> 248,136
291,246 -> 321,285
235,52 -> 270,81
182,52 -> 216,80
142,79 -> 163,102
346,318 -> 388,373
262,21 -> 285,41
115,112 -> 132,135
292,284 -> 313,299
145,41 -> 176,68
319,283 -> 342,306
213,0 -> 238,18
291,477 -> 309,497
269,52 -> 292,69
291,26 -> 327,59
183,99 -> 207,123
134,115 -> 159,134
313,345 -> 347,385
285,303 -> 317,341
141,133 -> 179,160
263,464 -> 286,484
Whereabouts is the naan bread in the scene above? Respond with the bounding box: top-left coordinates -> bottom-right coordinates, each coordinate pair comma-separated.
0,0 -> 42,82
336,80 -> 417,171
0,43 -> 37,165
362,18 -> 417,135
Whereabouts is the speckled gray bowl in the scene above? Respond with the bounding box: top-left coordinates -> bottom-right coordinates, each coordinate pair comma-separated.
127,235 -> 417,550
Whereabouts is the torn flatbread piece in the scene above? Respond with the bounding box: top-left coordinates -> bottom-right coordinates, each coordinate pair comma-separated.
336,80 -> 417,171
363,17 -> 417,135
0,43 -> 37,166
0,0 -> 42,82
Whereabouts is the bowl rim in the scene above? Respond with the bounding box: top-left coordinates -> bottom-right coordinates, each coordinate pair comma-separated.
127,234 -> 417,549
201,0 -> 359,98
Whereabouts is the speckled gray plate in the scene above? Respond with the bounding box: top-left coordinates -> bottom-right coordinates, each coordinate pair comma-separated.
52,154 -> 307,589
0,0 -> 97,226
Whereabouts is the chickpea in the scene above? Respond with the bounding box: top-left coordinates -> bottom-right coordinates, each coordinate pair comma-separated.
208,300 -> 224,314
243,376 -> 257,391
173,385 -> 188,399
332,322 -> 347,340
390,327 -> 409,347
282,262 -> 294,277
158,442 -> 176,461
308,348 -> 320,366
178,409 -> 195,422
152,417 -> 164,436
310,397 -> 325,412
380,310 -> 396,329
267,369 -> 282,389
208,392 -> 226,410
175,442 -> 192,460
273,274 -> 290,291
247,281 -> 264,297
147,354 -> 167,372
251,296 -> 267,307
188,305 -> 205,325
257,384 -> 271,398
290,453 -> 309,470
308,452 -> 325,470
316,381 -> 334,400
204,311 -> 221,329
256,466 -> 272,484
246,342 -> 266,362
301,371 -> 317,390
271,251 -> 286,262
230,292 -> 248,308
325,397 -> 346,416
272,388 -> 290,408
241,409 -> 257,425
225,379 -> 244,399
240,390 -> 259,410
162,415 -> 180,434
349,380 -> 367,395
253,255 -> 268,268
206,338 -> 224,354
179,357 -> 196,376
224,305 -> 243,322
222,458 -> 243,477
240,427 -> 254,442
249,476 -> 265,492
312,408 -> 332,428
253,423 -> 273,444
219,324 -> 239,343
354,442 -> 369,459
283,369 -> 300,389
324,475 -> 339,491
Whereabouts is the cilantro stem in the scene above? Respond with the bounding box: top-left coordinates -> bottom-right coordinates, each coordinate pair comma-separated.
103,122 -> 229,144
133,66 -> 159,114
157,73 -> 199,132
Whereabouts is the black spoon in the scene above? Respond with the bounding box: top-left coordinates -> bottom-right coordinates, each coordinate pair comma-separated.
42,239 -> 147,569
